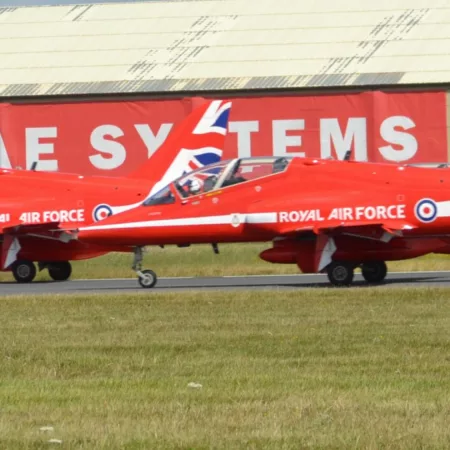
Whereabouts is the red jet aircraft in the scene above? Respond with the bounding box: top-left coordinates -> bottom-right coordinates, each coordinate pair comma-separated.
76,154 -> 450,287
0,98 -> 231,283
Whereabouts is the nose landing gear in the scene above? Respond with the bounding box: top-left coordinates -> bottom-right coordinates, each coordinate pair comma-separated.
132,246 -> 157,288
137,269 -> 157,288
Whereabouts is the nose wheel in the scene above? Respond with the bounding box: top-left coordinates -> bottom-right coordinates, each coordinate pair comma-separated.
132,246 -> 158,288
137,269 -> 157,288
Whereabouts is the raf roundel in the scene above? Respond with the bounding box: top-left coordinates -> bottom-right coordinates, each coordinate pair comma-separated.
414,198 -> 437,223
93,204 -> 113,222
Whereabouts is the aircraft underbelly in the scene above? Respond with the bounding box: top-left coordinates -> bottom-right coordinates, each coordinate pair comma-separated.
259,234 -> 450,273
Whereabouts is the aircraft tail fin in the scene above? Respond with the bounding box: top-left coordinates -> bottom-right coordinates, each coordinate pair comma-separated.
127,97 -> 232,196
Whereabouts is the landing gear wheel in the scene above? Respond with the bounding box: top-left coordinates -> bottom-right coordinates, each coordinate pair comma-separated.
132,246 -> 158,288
361,261 -> 387,284
138,269 -> 157,288
326,261 -> 354,286
12,260 -> 36,283
48,261 -> 72,281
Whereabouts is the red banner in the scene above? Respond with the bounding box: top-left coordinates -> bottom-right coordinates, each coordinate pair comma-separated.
0,90 -> 447,176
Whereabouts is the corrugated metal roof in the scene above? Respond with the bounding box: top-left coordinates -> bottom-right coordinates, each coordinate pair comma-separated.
0,0 -> 449,97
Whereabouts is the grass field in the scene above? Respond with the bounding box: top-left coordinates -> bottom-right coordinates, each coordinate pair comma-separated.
1,288 -> 450,449
1,242 -> 449,282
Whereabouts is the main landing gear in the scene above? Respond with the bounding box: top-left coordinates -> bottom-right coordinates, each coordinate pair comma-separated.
326,261 -> 354,287
10,260 -> 73,283
325,261 -> 388,287
132,246 -> 157,288
47,261 -> 72,281
12,260 -> 36,283
37,261 -> 72,282
361,261 -> 387,284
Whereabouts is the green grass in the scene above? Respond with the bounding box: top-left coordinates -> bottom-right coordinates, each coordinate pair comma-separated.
1,288 -> 450,448
1,242 -> 449,282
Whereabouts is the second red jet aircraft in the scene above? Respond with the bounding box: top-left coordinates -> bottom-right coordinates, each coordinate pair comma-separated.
76,154 -> 450,287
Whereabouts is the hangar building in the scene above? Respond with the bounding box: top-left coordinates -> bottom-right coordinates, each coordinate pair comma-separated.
0,0 -> 449,175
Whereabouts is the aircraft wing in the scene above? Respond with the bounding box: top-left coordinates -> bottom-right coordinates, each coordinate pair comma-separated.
2,221 -> 62,236
273,219 -> 418,273
277,219 -> 417,241
0,221 -> 75,270
1,220 -> 74,244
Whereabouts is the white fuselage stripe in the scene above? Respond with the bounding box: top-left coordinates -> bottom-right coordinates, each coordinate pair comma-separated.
80,212 -> 278,232
437,201 -> 450,217
80,200 -> 450,233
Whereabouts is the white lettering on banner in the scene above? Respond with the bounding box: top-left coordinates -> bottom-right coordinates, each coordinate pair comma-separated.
379,116 -> 418,162
26,127 -> 58,171
0,114 -> 424,172
273,119 -> 306,157
320,118 -> 368,161
89,125 -> 126,170
0,132 -> 12,168
19,209 -> 84,224
229,121 -> 259,158
134,123 -> 173,158
279,205 -> 406,223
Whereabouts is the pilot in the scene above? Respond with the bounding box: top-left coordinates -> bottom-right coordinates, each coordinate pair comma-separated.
189,178 -> 202,195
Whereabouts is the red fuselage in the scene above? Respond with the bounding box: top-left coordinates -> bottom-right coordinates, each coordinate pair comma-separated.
0,168 -> 150,264
77,156 -> 450,273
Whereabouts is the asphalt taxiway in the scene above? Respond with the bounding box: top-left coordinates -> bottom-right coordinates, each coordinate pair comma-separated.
1,271 -> 450,296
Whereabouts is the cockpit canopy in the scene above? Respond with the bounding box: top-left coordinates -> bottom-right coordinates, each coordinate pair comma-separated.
143,184 -> 175,206
174,156 -> 291,198
143,156 -> 291,206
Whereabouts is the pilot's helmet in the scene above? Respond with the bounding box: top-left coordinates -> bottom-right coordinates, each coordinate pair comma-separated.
189,178 -> 202,194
